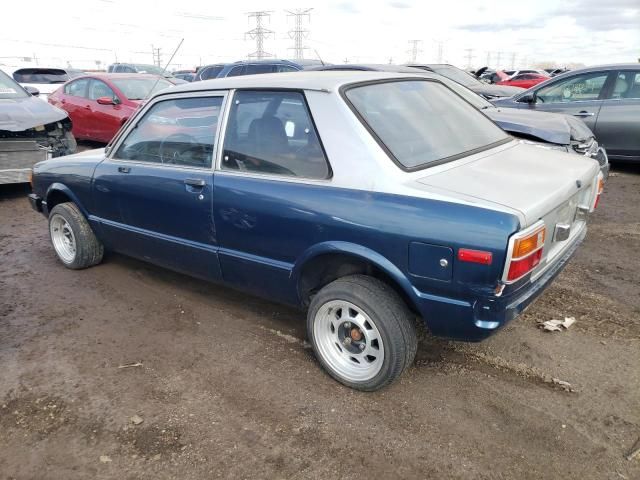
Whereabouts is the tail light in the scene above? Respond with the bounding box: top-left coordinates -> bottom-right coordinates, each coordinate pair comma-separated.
592,174 -> 604,210
504,222 -> 546,283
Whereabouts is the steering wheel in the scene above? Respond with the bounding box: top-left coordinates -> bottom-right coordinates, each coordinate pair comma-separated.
159,133 -> 202,165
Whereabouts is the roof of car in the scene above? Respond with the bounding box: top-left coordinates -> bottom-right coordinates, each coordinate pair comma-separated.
164,70 -> 438,95
307,64 -> 424,74
199,59 -> 301,69
76,73 -> 169,81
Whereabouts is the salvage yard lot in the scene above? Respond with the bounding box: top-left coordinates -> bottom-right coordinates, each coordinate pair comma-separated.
0,161 -> 639,479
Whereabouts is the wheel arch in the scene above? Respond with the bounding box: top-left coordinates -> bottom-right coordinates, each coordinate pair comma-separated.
292,242 -> 419,314
45,183 -> 89,218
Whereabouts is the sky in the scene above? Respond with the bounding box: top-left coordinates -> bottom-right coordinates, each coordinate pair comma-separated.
1,0 -> 638,71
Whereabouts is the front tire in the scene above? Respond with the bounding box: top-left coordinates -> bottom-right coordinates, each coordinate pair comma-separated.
48,202 -> 103,269
307,275 -> 417,391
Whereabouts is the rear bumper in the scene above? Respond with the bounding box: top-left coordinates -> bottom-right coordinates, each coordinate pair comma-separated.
414,229 -> 585,341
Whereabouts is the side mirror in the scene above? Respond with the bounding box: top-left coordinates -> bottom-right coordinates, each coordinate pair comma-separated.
519,92 -> 536,104
24,86 -> 40,96
97,96 -> 116,105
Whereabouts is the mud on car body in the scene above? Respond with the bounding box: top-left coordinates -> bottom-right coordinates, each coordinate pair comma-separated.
0,70 -> 75,184
29,71 -> 603,390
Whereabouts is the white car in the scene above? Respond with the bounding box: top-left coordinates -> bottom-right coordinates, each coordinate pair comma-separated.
9,67 -> 85,101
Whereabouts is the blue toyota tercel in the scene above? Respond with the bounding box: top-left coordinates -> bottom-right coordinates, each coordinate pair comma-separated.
28,71 -> 603,390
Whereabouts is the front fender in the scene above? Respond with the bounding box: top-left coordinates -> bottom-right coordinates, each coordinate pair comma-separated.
45,183 -> 90,218
291,241 -> 418,308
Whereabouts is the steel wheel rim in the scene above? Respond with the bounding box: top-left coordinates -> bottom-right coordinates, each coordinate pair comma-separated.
50,214 -> 76,263
313,300 -> 385,382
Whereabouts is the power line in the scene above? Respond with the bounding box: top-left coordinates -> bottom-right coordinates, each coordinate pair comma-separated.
407,40 -> 422,63
245,11 -> 275,59
286,8 -> 312,60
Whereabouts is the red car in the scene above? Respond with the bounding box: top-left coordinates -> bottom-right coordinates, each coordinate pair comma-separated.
496,72 -> 549,89
48,73 -> 173,143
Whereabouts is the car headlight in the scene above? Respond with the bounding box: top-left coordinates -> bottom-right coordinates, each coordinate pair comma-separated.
572,138 -> 598,157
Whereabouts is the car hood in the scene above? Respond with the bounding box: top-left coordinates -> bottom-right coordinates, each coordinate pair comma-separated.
484,107 -> 594,145
0,95 -> 68,132
471,84 -> 524,98
414,141 -> 599,227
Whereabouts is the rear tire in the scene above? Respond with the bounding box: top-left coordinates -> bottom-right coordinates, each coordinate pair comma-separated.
48,202 -> 103,269
307,274 -> 417,391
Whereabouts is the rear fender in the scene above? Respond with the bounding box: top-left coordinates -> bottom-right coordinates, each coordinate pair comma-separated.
291,241 -> 418,308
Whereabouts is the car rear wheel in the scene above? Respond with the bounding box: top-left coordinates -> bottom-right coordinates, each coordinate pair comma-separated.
307,275 -> 417,391
48,202 -> 103,269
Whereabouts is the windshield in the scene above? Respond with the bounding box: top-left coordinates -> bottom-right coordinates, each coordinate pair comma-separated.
345,80 -> 509,169
131,64 -> 165,75
13,68 -> 70,84
430,65 -> 482,88
0,70 -> 28,99
111,78 -> 173,100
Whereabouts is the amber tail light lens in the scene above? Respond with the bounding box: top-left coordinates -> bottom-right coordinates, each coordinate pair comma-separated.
504,223 -> 546,283
593,176 -> 604,210
512,226 -> 545,259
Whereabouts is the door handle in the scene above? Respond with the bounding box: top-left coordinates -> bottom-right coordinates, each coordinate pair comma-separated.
118,166 -> 130,173
574,111 -> 595,117
84,105 -> 91,110
184,178 -> 205,187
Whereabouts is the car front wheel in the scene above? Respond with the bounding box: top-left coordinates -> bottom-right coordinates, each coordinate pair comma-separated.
307,274 -> 417,391
48,202 -> 104,269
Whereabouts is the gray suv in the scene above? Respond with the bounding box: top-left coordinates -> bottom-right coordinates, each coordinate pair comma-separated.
492,64 -> 640,163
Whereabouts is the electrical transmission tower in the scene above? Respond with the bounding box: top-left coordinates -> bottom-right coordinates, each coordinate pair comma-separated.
152,46 -> 161,67
287,8 -> 312,60
433,40 -> 444,63
407,40 -> 422,62
464,48 -> 475,69
246,11 -> 274,59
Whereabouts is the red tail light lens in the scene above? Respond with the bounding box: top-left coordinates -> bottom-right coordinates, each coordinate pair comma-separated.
458,248 -> 493,265
507,249 -> 542,281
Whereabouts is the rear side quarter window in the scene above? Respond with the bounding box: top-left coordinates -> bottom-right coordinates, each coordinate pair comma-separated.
221,90 -> 330,179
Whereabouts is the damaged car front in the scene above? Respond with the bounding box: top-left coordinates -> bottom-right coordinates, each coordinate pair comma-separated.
0,70 -> 76,184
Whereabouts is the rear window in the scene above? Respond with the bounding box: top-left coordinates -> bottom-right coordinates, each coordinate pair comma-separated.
111,78 -> 172,100
344,80 -> 509,170
13,68 -> 69,84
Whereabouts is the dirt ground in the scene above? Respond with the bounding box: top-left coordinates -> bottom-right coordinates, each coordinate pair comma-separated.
0,155 -> 639,479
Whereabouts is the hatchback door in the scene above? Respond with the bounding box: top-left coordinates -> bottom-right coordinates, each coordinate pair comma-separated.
593,70 -> 640,161
92,93 -> 227,281
528,70 -> 614,132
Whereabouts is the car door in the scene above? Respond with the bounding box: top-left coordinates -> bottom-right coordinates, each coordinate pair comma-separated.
92,93 -> 227,281
527,70 -> 614,132
86,79 -> 125,142
214,89 -> 332,304
58,78 -> 90,139
593,70 -> 640,161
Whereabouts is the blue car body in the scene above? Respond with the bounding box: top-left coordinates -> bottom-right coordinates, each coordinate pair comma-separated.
29,71 -> 600,342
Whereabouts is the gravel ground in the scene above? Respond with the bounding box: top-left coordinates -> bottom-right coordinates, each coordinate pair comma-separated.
0,155 -> 639,480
